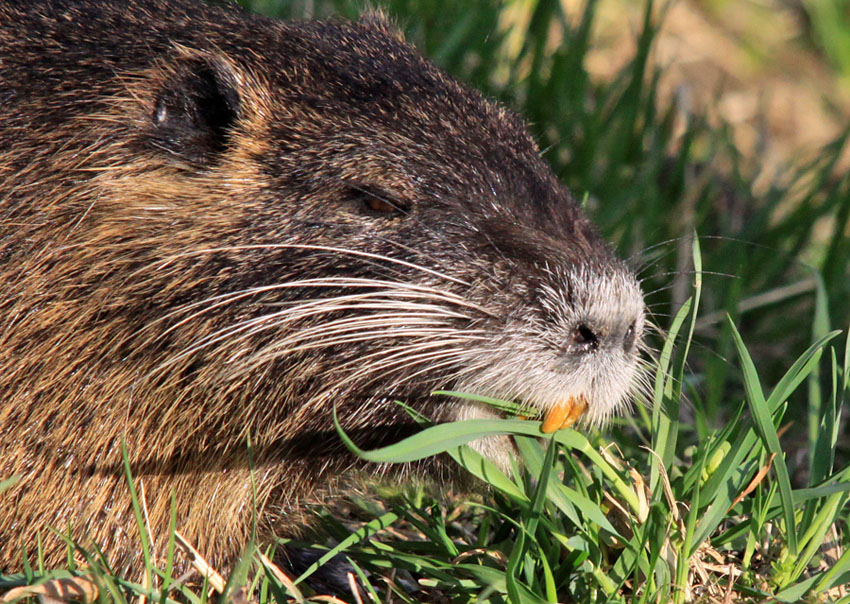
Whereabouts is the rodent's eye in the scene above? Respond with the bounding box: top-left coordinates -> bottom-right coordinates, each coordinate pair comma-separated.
347,186 -> 410,218
365,197 -> 397,213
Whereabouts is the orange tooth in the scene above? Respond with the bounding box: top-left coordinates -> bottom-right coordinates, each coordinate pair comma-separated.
541,396 -> 588,433
542,398 -> 572,433
562,394 -> 588,429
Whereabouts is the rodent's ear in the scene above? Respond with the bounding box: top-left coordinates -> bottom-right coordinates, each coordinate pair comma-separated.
358,9 -> 405,42
149,50 -> 241,167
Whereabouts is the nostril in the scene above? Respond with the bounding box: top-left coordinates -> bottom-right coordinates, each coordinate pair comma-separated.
623,323 -> 635,352
623,321 -> 637,352
572,323 -> 599,352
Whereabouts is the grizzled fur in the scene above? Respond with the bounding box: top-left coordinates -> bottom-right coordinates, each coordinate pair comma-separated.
0,0 -> 645,572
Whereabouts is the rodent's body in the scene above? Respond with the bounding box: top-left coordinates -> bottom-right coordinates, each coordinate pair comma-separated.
0,0 -> 645,572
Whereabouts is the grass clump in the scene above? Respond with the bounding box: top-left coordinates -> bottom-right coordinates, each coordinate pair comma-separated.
5,278 -> 846,602
315,241 -> 850,603
4,243 -> 848,600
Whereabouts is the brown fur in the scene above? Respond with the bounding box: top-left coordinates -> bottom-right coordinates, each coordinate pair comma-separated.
0,0 -> 645,572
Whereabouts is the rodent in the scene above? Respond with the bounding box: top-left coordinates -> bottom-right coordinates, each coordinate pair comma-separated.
0,0 -> 646,573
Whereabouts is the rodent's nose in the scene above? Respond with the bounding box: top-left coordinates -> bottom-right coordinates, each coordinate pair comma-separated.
570,320 -> 640,355
570,323 -> 600,353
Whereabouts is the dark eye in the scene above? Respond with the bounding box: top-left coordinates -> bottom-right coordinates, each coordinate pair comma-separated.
347,186 -> 409,218
364,196 -> 398,213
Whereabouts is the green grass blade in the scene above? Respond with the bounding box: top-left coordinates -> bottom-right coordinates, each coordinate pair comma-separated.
294,512 -> 397,584
347,556 -> 383,604
431,390 -> 538,416
221,544 -> 254,604
814,543 -> 850,591
727,317 -> 798,556
651,297 -> 692,492
120,440 -> 153,589
0,476 -> 20,496
336,408 -> 527,463
807,270 -> 830,465
527,438 -> 555,529
158,493 -> 178,604
505,520 -> 526,604
448,445 -> 529,502
765,330 -> 841,412
337,410 -> 639,512
660,236 -> 703,477
516,434 -> 616,532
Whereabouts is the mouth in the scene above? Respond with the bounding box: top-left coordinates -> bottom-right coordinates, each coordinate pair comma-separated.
539,394 -> 588,433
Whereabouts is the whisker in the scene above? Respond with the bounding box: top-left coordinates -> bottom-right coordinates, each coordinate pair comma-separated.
153,309 -> 475,374
136,277 -> 497,345
248,328 -> 486,361
312,345 -> 478,398
152,244 -> 472,287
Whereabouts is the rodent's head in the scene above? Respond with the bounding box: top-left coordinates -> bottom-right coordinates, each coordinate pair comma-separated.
76,8 -> 645,447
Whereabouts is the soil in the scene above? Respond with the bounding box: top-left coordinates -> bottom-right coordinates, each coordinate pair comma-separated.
566,0 -> 850,178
